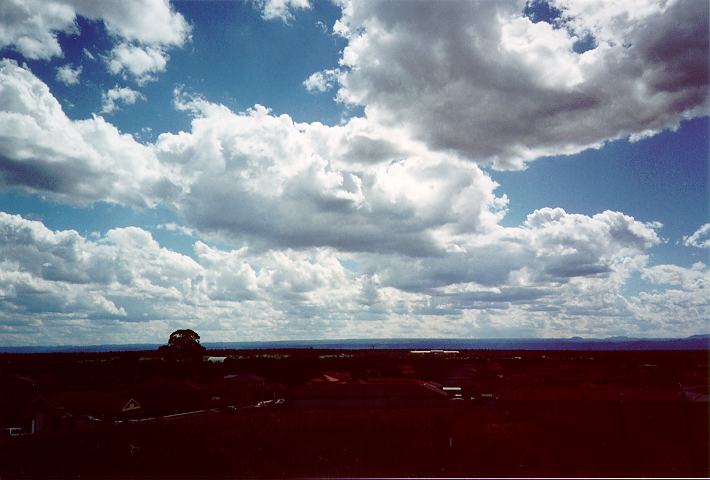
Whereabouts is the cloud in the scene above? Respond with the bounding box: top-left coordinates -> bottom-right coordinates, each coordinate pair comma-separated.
157,95 -> 507,256
329,0 -> 708,169
683,223 -> 710,249
100,85 -> 145,113
0,212 -> 361,344
0,0 -> 75,60
0,60 -> 173,206
0,210 -> 700,346
634,262 -> 709,334
0,0 -> 190,81
641,262 -> 707,289
303,69 -> 341,93
357,208 -> 661,294
0,58 -> 704,343
55,64 -> 82,85
74,0 -> 190,47
105,43 -> 168,85
157,222 -> 197,237
0,64 -> 666,267
253,0 -> 311,22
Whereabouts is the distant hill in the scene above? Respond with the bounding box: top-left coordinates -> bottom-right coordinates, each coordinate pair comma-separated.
0,335 -> 708,353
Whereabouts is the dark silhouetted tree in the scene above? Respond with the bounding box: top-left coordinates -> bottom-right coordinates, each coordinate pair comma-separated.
159,329 -> 206,362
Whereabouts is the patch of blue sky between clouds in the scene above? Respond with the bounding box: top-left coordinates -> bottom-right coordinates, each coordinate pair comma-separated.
168,0 -> 350,126
523,0 -> 597,53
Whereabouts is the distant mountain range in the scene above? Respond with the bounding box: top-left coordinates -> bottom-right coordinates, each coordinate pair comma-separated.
1,335 -> 708,353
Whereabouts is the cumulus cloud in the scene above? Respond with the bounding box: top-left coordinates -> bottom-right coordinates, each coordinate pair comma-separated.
0,54 -> 704,343
55,64 -> 82,86
0,210 -> 700,346
74,0 -> 190,47
634,262 -> 709,334
157,95 -> 507,256
0,0 -> 190,81
100,85 -> 145,113
157,222 -> 197,237
0,62 -> 668,266
328,0 -> 709,169
0,60 -> 173,206
0,212 -> 362,344
641,262 -> 707,289
303,69 -> 341,93
0,0 -> 75,60
683,223 -> 710,248
357,208 -> 661,294
105,43 -> 169,84
253,0 -> 311,22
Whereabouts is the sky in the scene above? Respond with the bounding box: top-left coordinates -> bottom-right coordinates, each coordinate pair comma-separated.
0,0 -> 707,346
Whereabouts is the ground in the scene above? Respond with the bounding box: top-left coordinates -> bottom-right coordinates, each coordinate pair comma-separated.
0,348 -> 707,477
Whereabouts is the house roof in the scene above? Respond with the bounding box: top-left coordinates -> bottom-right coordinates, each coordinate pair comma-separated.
136,377 -> 208,391
292,378 -> 449,400
223,373 -> 266,383
308,371 -> 353,384
48,391 -> 141,415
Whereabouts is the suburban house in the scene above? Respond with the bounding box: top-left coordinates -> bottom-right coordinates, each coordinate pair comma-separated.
133,377 -> 209,415
212,373 -> 282,405
291,378 -> 450,409
48,391 -> 142,422
307,371 -> 353,384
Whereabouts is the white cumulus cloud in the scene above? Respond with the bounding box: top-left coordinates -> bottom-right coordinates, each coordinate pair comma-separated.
303,69 -> 341,93
0,49 -> 705,343
100,85 -> 146,114
0,210 -> 701,346
683,223 -> 710,249
328,0 -> 708,169
55,64 -> 82,86
105,43 -> 169,85
156,94 -> 507,256
253,0 -> 311,22
0,0 -> 190,82
0,60 -> 174,206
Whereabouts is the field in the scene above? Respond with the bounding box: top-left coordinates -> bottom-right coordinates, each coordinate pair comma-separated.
1,349 -> 707,478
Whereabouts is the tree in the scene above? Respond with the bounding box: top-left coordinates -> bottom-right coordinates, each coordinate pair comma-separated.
159,329 -> 206,361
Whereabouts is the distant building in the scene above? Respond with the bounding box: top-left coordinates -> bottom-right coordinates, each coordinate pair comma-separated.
4,396 -> 63,434
25,396 -> 63,433
291,378 -> 450,409
308,371 -> 353,384
496,384 -> 683,403
0,375 -> 66,434
410,350 -> 459,355
214,373 -> 280,405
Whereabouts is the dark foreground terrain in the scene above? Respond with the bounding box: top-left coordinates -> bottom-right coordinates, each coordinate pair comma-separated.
1,348 -> 708,478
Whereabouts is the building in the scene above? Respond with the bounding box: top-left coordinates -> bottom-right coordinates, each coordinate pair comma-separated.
48,391 -> 142,422
133,377 -> 209,415
291,378 -> 450,409
213,373 -> 282,405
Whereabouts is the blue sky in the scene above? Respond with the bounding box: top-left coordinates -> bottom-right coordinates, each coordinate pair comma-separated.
0,0 -> 707,345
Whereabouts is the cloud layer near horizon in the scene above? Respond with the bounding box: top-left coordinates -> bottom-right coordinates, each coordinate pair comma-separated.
1,209 -> 705,346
